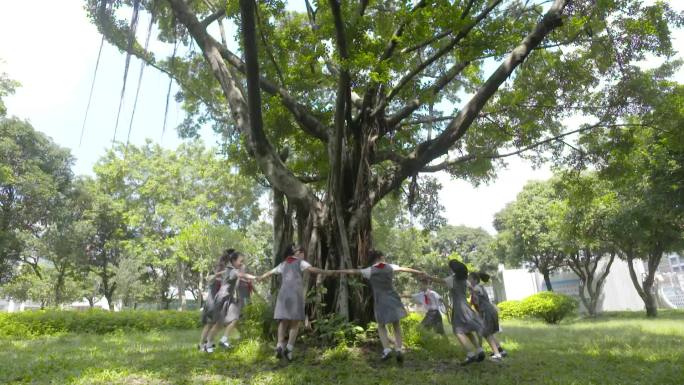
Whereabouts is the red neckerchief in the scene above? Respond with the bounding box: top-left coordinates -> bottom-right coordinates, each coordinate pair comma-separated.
424,292 -> 430,305
286,257 -> 298,263
375,262 -> 386,269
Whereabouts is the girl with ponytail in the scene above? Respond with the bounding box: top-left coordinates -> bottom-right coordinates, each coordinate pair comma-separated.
468,272 -> 506,360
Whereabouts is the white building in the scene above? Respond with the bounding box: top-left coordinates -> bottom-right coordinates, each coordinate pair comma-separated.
498,254 -> 684,313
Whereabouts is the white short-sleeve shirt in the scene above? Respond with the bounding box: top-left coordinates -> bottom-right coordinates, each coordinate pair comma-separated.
360,263 -> 399,279
412,289 -> 442,311
269,259 -> 313,275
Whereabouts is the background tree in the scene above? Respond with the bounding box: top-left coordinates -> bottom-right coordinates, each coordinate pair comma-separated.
0,117 -> 74,283
81,177 -> 130,311
575,72 -> 684,317
0,265 -> 55,309
494,180 -> 565,291
91,140 -> 261,309
0,71 -> 18,117
432,225 -> 498,271
87,0 -> 681,321
555,172 -> 618,317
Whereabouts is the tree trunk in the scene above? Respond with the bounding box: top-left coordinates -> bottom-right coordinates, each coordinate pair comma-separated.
178,261 -> 187,311
55,268 -> 66,306
105,292 -> 115,311
625,252 -> 660,318
642,269 -> 658,318
542,269 -> 553,291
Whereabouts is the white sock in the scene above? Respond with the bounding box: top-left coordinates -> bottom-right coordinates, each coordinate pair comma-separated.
383,348 -> 392,355
220,336 -> 228,343
277,342 -> 284,349
286,344 -> 294,352
467,351 -> 476,358
477,347 -> 484,354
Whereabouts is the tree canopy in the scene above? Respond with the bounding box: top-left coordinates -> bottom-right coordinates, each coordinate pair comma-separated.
83,0 -> 683,320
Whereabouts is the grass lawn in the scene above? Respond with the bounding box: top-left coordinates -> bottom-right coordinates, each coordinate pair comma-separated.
1,312 -> 683,385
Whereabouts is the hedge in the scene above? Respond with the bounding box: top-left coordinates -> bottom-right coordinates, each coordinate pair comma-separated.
0,309 -> 201,338
497,292 -> 578,324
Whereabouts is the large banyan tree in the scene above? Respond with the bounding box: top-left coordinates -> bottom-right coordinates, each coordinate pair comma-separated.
85,0 -> 681,321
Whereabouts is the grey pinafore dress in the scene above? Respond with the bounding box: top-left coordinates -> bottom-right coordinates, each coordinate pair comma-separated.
368,264 -> 407,324
449,276 -> 484,335
216,265 -> 242,325
201,276 -> 222,325
472,284 -> 500,337
274,258 -> 306,321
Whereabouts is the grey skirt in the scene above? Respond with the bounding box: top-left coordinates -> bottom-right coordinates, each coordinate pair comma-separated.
216,297 -> 242,325
421,309 -> 445,335
478,303 -> 500,337
374,291 -> 408,324
452,302 -> 484,335
274,289 -> 305,321
200,293 -> 219,325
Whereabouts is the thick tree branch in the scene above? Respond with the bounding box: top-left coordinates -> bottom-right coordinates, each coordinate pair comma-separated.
166,0 -> 316,206
372,0 -> 571,202
200,8 -> 225,28
376,0 -> 504,114
386,60 -> 471,128
328,0 -> 353,132
418,122 -> 633,172
400,29 -> 453,55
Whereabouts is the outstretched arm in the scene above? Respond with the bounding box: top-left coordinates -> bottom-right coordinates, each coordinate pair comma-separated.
257,269 -> 276,281
305,267 -> 334,275
332,269 -> 363,275
394,266 -> 428,276
427,275 -> 448,286
239,272 -> 258,281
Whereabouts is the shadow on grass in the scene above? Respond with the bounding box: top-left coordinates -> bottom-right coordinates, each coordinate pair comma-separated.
2,318 -> 684,385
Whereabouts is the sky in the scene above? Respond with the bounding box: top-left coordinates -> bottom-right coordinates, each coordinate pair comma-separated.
1,0 -> 682,234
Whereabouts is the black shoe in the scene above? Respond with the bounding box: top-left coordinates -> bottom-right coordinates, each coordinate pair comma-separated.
381,350 -> 393,361
396,350 -> 404,364
275,346 -> 284,359
285,347 -> 294,362
500,349 -> 508,358
477,351 -> 485,362
461,355 -> 478,366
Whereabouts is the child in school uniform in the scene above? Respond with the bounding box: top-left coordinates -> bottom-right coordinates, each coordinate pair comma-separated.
218,265 -> 254,348
258,244 -> 334,362
335,250 -> 427,363
430,259 -> 486,365
412,280 -> 445,335
198,248 -> 232,353
468,272 -> 506,360
204,250 -> 257,352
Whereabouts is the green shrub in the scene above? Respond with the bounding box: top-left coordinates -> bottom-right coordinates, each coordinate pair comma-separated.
0,309 -> 201,338
521,291 -> 578,324
240,298 -> 274,340
498,300 -> 526,320
305,314 -> 367,347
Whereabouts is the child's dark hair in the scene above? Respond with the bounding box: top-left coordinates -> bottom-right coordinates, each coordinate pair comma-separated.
229,251 -> 243,263
449,259 -> 468,280
284,244 -> 304,258
368,249 -> 384,265
468,272 -> 491,284
215,248 -> 235,272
